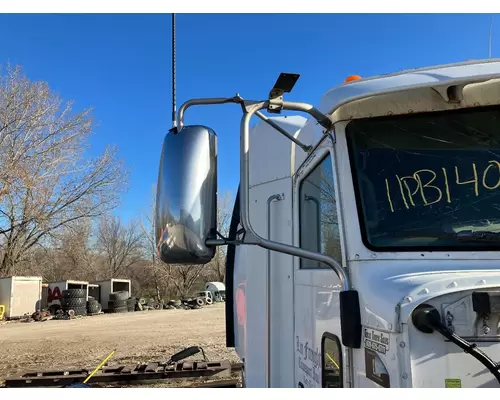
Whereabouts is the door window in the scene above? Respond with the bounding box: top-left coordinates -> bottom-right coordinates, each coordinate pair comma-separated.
299,153 -> 342,269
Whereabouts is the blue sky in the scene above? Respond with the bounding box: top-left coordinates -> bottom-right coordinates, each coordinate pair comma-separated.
0,13 -> 496,221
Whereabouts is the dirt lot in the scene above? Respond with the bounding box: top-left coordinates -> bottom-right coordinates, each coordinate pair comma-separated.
0,303 -> 239,387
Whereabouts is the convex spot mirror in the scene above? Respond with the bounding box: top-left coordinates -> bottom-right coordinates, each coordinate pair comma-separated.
155,125 -> 218,265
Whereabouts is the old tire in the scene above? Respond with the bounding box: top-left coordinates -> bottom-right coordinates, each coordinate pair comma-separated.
205,298 -> 213,305
169,300 -> 181,307
109,291 -> 129,301
108,300 -> 127,309
62,289 -> 86,299
48,304 -> 61,315
68,306 -> 87,316
110,306 -> 128,313
196,298 -> 204,307
127,298 -> 136,312
61,298 -> 86,308
87,301 -> 101,314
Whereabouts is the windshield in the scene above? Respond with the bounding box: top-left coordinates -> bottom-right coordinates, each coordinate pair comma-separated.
346,105 -> 500,251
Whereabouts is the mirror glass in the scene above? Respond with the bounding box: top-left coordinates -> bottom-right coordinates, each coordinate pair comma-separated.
155,125 -> 218,265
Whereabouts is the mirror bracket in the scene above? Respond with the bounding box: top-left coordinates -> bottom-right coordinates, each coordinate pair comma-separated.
267,72 -> 300,114
206,238 -> 243,247
205,227 -> 251,248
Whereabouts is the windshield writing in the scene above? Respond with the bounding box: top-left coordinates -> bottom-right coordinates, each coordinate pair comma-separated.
346,106 -> 500,250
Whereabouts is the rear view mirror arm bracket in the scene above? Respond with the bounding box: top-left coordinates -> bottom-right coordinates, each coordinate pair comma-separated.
177,95 -> 314,153
239,100 -> 348,290
175,95 -> 346,288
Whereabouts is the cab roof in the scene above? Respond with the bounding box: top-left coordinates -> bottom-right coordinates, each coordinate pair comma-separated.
317,58 -> 500,118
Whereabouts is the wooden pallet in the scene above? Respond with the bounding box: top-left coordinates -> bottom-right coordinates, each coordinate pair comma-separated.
4,361 -> 243,387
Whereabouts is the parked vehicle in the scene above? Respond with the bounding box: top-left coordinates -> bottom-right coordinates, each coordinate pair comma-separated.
155,59 -> 500,388
205,282 -> 225,302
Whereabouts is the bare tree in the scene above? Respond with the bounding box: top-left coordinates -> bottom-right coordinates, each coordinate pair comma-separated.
0,64 -> 128,276
50,218 -> 98,281
96,214 -> 144,278
166,264 -> 205,298
138,187 -> 166,301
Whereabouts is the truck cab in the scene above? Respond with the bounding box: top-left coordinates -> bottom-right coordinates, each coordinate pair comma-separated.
155,59 -> 500,388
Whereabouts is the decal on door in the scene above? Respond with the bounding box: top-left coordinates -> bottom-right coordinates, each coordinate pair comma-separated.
364,327 -> 390,355
295,335 -> 321,387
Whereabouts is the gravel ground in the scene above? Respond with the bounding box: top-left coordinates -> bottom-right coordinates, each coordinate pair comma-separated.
0,302 -> 239,387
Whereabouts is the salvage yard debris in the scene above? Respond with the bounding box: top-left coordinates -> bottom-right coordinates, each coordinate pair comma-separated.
0,302 -> 238,388
4,361 -> 242,388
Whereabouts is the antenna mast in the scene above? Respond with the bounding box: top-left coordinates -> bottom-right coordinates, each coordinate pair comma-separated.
172,13 -> 177,128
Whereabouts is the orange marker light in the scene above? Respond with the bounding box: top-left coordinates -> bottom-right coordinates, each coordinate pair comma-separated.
344,75 -> 362,83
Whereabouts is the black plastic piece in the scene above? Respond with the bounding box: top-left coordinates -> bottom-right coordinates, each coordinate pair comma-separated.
472,291 -> 500,314
339,290 -> 362,348
169,346 -> 201,363
225,186 -> 240,348
272,73 -> 300,94
412,304 -> 435,334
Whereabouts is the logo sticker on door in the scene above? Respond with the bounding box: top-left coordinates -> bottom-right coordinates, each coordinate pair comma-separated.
364,328 -> 390,355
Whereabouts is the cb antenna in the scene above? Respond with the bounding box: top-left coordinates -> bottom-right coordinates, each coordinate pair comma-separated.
489,15 -> 493,59
172,13 -> 177,128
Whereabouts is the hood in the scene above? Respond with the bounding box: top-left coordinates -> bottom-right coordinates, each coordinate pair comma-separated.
351,260 -> 500,332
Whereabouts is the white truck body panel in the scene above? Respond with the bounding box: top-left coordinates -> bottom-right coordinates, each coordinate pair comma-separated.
234,115 -> 305,388
231,59 -> 500,388
0,276 -> 42,319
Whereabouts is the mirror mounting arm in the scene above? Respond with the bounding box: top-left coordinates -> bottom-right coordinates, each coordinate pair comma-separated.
239,100 -> 347,290
177,96 -> 243,130
176,95 -> 314,153
205,238 -> 243,247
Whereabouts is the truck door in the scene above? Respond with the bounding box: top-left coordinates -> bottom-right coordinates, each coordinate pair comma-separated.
293,138 -> 346,388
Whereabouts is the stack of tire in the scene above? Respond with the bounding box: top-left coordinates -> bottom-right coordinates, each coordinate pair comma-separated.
87,296 -> 102,315
126,297 -> 136,312
107,291 -> 129,313
61,289 -> 87,316
167,299 -> 182,309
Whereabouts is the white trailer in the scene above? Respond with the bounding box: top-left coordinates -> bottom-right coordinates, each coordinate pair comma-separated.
205,282 -> 225,302
0,276 -> 42,319
46,280 -> 89,307
155,60 -> 500,388
88,283 -> 100,301
92,279 -> 131,311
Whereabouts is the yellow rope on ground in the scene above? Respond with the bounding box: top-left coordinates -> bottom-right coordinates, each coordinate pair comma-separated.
83,349 -> 116,384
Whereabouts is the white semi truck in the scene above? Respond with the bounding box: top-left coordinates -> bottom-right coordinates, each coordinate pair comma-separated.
155,59 -> 500,388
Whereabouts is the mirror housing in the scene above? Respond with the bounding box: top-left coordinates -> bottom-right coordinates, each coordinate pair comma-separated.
155,125 -> 218,265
